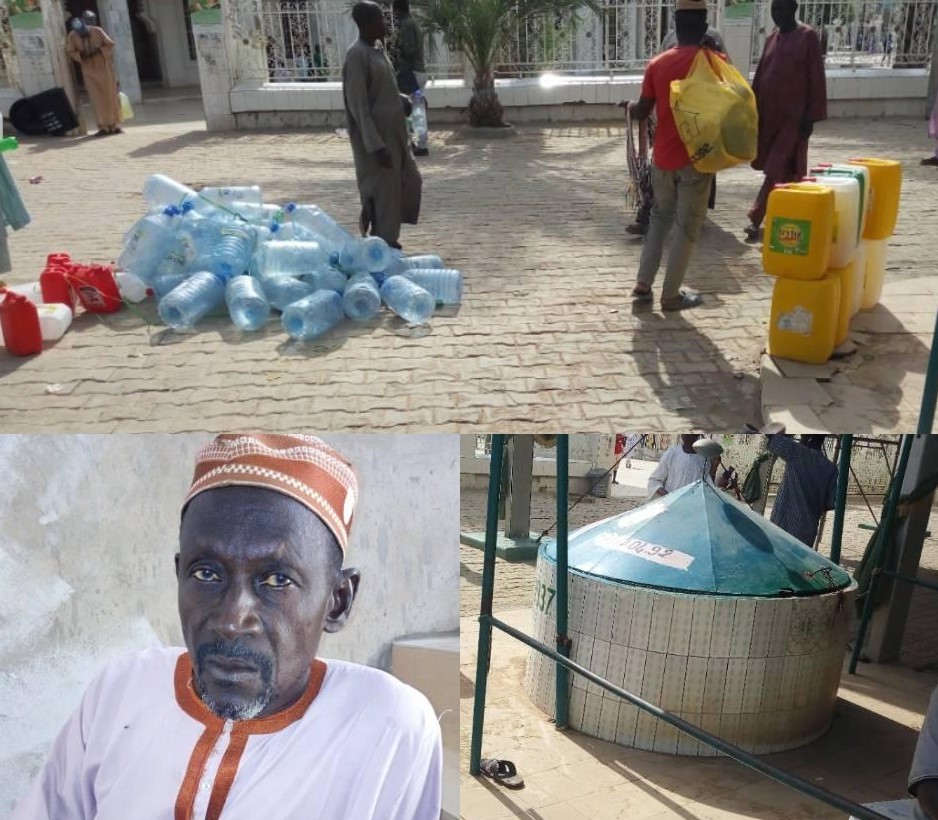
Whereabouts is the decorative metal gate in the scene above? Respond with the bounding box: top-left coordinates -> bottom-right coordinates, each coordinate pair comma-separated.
750,0 -> 937,69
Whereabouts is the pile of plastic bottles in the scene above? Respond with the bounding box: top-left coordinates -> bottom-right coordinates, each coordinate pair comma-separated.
118,174 -> 463,339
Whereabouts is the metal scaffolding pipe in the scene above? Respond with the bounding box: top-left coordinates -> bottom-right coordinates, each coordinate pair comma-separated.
830,434 -> 854,565
554,435 -> 570,730
469,434 -> 506,776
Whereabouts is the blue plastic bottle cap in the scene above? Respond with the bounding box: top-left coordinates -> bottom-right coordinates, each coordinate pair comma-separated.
329,252 -> 340,267
286,203 -> 297,213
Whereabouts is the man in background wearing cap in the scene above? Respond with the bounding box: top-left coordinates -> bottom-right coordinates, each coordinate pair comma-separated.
745,0 -> 827,241
627,0 -> 722,312
12,434 -> 442,820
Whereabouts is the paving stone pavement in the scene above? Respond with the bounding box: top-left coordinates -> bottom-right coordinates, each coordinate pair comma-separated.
460,486 -> 938,670
0,101 -> 934,432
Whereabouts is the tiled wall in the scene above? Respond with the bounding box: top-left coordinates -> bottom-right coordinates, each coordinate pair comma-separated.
523,558 -> 857,756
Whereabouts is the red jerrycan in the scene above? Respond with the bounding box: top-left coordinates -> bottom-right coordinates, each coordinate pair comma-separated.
41,266 -> 77,314
0,290 -> 43,356
70,265 -> 123,314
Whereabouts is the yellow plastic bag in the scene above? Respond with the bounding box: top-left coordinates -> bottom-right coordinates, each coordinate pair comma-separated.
119,91 -> 134,121
669,50 -> 758,173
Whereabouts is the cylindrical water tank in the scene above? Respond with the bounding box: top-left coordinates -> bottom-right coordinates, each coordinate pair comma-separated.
524,480 -> 856,756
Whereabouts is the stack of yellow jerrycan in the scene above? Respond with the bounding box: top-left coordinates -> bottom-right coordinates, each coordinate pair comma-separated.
846,158 -> 903,307
762,158 -> 902,365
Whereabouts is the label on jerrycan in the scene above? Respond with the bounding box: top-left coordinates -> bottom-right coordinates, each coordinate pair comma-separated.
769,218 -> 812,256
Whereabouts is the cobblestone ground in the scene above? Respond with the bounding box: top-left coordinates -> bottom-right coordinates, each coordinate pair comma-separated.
0,101 -> 934,432
460,485 -> 938,669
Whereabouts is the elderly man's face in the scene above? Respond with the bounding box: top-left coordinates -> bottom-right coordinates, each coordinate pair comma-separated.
176,486 -> 358,720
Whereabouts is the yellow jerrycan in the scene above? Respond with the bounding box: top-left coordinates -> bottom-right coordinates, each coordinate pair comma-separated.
826,262 -> 856,347
769,275 -> 841,364
861,238 -> 888,309
763,183 -> 834,280
848,158 -> 901,240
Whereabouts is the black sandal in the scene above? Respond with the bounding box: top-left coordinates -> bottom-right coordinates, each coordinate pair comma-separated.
480,759 -> 524,789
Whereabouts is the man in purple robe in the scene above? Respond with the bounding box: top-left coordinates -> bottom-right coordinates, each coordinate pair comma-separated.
745,0 -> 827,241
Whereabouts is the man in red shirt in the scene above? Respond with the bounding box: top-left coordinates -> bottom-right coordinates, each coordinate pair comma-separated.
627,0 -> 721,311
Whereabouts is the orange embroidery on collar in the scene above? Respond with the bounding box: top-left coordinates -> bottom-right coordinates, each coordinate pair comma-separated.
173,653 -> 327,819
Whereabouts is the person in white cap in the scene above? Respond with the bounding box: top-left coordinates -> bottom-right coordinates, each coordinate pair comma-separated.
626,0 -> 721,312
12,434 -> 442,820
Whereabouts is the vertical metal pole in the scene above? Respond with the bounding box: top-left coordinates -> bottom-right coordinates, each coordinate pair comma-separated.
555,435 -> 571,730
469,434 -> 506,775
830,434 -> 853,565
849,433 -> 915,674
918,311 -> 938,435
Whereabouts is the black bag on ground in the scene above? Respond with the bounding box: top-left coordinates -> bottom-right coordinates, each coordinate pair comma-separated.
10,88 -> 79,136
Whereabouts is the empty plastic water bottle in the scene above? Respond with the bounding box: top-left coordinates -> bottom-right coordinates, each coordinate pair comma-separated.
381,276 -> 435,324
119,207 -> 181,282
412,91 -> 429,155
158,271 -> 225,330
361,237 -> 392,273
255,240 -> 330,279
261,275 -> 315,311
303,267 -> 347,294
200,185 -> 264,208
281,290 -> 345,341
206,224 -> 257,281
143,174 -> 198,210
152,272 -> 190,299
292,205 -> 355,255
401,268 -> 462,305
226,276 -> 270,331
343,273 -> 381,322
386,253 -> 445,276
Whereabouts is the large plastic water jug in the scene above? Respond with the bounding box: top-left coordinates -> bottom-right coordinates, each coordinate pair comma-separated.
810,164 -> 870,241
763,183 -> 834,280
848,158 -> 901,240
861,238 -> 888,309
803,175 -> 860,268
0,291 -> 42,356
826,263 -> 856,347
768,275 -> 841,364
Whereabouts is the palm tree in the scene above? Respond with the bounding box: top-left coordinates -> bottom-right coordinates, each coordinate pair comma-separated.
413,0 -> 600,128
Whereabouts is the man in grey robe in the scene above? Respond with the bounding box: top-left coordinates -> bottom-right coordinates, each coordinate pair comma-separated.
343,1 -> 422,249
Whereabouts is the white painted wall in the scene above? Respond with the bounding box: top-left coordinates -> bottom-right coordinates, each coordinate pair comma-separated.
0,433 -> 459,818
150,0 -> 199,87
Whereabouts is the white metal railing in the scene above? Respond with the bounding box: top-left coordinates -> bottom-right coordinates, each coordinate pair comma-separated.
259,0 -> 726,82
260,0 -> 462,82
750,0 -> 937,69
495,0 -> 723,77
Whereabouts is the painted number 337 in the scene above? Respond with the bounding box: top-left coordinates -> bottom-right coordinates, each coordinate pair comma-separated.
535,581 -> 556,614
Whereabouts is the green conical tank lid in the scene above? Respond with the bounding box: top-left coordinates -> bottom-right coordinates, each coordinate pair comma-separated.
543,480 -> 853,597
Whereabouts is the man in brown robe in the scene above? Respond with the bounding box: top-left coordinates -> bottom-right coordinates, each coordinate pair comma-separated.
343,1 -> 422,249
66,11 -> 123,136
745,0 -> 826,240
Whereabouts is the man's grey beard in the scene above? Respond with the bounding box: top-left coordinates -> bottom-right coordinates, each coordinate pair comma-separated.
194,640 -> 275,721
195,679 -> 273,721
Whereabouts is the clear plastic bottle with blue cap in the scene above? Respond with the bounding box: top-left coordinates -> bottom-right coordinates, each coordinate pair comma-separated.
118,206 -> 183,283
291,205 -> 355,255
343,272 -> 381,321
255,239 -> 330,279
400,268 -> 462,305
152,271 -> 190,299
261,275 -> 315,311
380,276 -> 435,324
339,236 -> 392,274
226,275 -> 271,331
281,290 -> 345,340
302,267 -> 348,294
158,271 -> 226,330
411,90 -> 429,156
